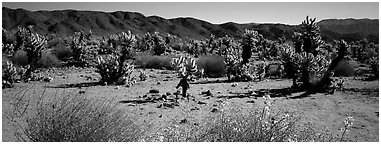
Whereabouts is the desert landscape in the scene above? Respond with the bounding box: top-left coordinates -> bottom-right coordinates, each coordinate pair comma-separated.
2,2 -> 379,142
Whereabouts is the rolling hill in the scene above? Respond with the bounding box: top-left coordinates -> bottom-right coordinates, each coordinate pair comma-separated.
2,7 -> 379,43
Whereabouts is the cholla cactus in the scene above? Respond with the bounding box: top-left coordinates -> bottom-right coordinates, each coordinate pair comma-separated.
2,61 -> 18,88
69,31 -> 94,66
14,26 -> 33,54
95,31 -> 137,86
23,31 -> 47,78
242,29 -> 261,64
241,61 -> 268,81
96,55 -> 135,85
171,56 -> 198,78
368,56 -> 378,79
171,56 -> 198,98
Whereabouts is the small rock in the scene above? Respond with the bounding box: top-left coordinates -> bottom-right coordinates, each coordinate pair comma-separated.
201,90 -> 213,96
166,92 -> 172,96
166,76 -> 171,79
157,81 -> 161,85
149,89 -> 160,93
143,95 -> 148,98
79,90 -> 86,94
157,104 -> 162,108
162,94 -> 167,100
115,86 -> 120,89
197,101 -> 207,105
43,76 -> 53,82
159,114 -> 162,118
232,83 -> 238,87
211,108 -> 218,113
180,118 -> 187,124
190,107 -> 199,111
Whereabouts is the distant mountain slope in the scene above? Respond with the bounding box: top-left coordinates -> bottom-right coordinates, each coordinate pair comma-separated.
2,7 -> 379,43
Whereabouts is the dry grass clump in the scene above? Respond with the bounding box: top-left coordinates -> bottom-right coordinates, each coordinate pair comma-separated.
21,93 -> 143,142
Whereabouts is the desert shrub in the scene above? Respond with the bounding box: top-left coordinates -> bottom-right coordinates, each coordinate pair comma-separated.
135,55 -> 174,70
333,60 -> 355,77
266,63 -> 285,78
196,55 -> 226,77
36,51 -> 62,68
52,46 -> 73,61
23,93 -> 143,142
11,50 -> 29,66
150,96 -> 334,142
11,50 -> 61,68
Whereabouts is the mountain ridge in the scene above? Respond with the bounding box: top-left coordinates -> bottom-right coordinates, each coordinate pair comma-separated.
2,7 -> 379,43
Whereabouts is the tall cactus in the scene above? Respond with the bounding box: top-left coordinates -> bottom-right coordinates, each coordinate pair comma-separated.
242,29 -> 261,64
70,31 -> 93,66
171,56 -> 198,98
24,32 -> 47,78
95,31 -> 137,85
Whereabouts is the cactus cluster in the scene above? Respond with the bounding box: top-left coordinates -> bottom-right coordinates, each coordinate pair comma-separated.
69,31 -> 95,66
142,32 -> 172,55
241,61 -> 268,81
96,55 -> 135,86
95,31 -> 137,86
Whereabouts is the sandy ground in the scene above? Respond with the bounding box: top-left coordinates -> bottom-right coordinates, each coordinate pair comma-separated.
2,67 -> 379,142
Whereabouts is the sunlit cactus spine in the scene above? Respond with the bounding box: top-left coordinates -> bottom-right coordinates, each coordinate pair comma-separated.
171,56 -> 198,98
2,61 -> 18,88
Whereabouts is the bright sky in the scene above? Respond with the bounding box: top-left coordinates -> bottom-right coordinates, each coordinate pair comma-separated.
2,1 -> 379,25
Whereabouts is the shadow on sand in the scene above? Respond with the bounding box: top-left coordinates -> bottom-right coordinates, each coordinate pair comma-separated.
217,87 -> 313,100
45,82 -> 101,88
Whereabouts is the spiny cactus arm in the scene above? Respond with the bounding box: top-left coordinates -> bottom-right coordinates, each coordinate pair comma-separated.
316,40 -> 348,91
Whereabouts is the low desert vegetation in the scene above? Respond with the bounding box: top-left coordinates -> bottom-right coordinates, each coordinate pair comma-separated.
7,89 -> 144,142
1,15 -> 374,142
